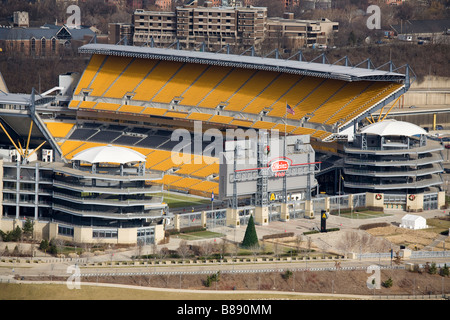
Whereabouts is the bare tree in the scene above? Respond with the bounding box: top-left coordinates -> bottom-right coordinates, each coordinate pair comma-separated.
249,243 -> 261,261
199,241 -> 215,260
177,240 -> 192,260
295,234 -> 303,255
218,238 -> 228,260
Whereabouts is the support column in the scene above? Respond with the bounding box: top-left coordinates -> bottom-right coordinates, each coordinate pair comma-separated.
304,200 -> 314,219
226,208 -> 239,228
173,214 -> 181,232
348,194 -> 354,211
280,203 -> 290,221
366,192 -> 384,210
254,206 -> 269,225
201,211 -> 207,228
438,191 -> 446,209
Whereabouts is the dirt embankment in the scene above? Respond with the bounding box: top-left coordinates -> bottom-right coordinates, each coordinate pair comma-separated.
19,268 -> 450,297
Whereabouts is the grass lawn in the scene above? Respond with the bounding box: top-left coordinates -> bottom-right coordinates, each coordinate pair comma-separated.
338,210 -> 391,219
426,217 -> 450,235
161,192 -> 210,208
176,230 -> 224,240
0,283 -> 355,300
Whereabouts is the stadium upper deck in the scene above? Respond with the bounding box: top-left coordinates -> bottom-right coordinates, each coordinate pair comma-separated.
70,44 -> 408,142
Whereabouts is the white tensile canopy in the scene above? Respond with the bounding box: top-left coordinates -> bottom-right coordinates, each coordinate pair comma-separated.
71,145 -> 146,164
360,119 -> 427,137
400,214 -> 428,230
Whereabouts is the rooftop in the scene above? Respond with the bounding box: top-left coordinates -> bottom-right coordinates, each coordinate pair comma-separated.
71,145 -> 146,164
359,119 -> 427,137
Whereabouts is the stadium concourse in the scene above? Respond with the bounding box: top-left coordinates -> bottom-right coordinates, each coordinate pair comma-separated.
43,43 -> 409,199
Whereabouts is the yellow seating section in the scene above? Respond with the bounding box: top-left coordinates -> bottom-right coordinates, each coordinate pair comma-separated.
242,73 -> 300,115
132,61 -> 184,101
44,122 -> 74,138
190,163 -> 219,178
140,106 -> 168,116
74,54 -> 106,95
78,101 -> 96,109
266,77 -> 324,118
189,180 -> 218,192
70,56 -> 404,146
224,71 -> 279,112
88,56 -> 133,97
198,68 -> 256,109
103,59 -> 158,99
94,102 -> 121,111
164,111 -> 188,119
335,83 -> 403,125
179,66 -> 232,107
118,105 -> 145,114
310,81 -> 370,124
209,115 -> 233,125
152,63 -> 208,104
68,100 -> 80,109
57,136 -> 220,197
187,112 -> 213,121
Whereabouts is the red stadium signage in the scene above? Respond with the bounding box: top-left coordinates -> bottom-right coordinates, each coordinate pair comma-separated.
271,160 -> 289,173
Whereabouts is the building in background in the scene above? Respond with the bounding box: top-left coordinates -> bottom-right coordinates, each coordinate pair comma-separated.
0,23 -> 96,56
108,22 -> 134,45
13,11 -> 29,28
132,2 -> 338,51
267,14 -> 338,49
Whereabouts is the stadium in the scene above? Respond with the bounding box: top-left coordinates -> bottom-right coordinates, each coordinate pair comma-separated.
0,41 -> 443,245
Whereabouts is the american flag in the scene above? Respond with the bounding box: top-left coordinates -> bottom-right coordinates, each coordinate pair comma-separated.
286,103 -> 295,115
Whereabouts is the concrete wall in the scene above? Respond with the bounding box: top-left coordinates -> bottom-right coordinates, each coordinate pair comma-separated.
403,76 -> 450,107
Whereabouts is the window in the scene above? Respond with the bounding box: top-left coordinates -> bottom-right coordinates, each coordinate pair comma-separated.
51,38 -> 56,53
30,38 -> 36,54
58,225 -> 74,237
93,229 -> 118,239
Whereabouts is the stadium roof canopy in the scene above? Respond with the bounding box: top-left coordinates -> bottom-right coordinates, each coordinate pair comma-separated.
79,44 -> 406,82
71,144 -> 146,164
360,119 -> 427,137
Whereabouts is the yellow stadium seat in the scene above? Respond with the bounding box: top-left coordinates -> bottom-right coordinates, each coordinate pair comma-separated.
152,63 -> 208,104
224,71 -> 279,112
198,68 -> 256,109
190,180 -> 218,192
187,112 -> 213,121
118,105 -> 145,114
78,101 -> 97,109
229,119 -> 254,127
94,102 -> 121,111
180,66 -> 232,107
133,61 -> 184,101
141,107 -> 169,116
103,58 -> 158,99
88,56 -> 133,97
45,122 -> 74,138
266,76 -> 324,118
209,115 -> 233,125
74,54 -> 107,95
68,100 -> 81,109
242,73 -> 300,115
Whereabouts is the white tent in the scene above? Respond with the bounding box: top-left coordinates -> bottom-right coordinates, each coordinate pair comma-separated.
400,214 -> 427,230
72,145 -> 146,164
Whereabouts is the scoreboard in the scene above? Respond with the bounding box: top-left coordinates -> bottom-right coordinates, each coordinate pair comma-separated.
218,134 -> 320,200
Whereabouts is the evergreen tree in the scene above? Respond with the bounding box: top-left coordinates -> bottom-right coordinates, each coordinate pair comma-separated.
23,218 -> 34,239
241,215 -> 259,248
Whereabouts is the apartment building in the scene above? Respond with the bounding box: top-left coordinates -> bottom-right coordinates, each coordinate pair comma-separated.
267,15 -> 338,48
133,3 -> 338,50
133,3 -> 267,49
